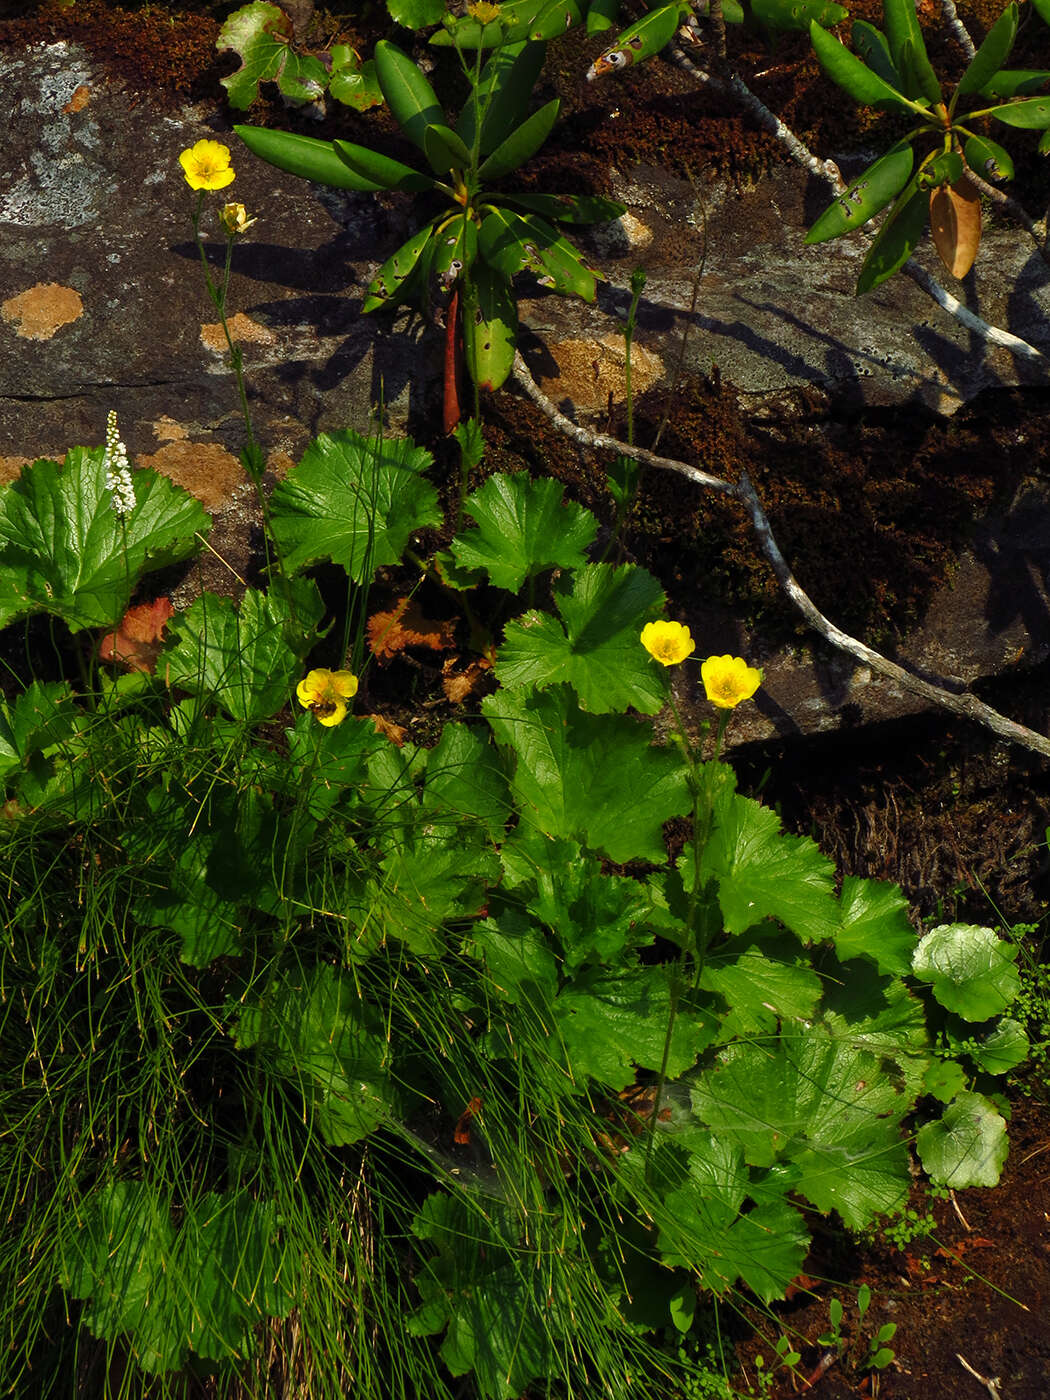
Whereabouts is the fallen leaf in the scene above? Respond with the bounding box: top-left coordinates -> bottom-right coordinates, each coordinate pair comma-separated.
454,1096 -> 483,1145
442,655 -> 493,703
930,177 -> 981,279
367,714 -> 407,746
367,597 -> 457,661
99,597 -> 174,673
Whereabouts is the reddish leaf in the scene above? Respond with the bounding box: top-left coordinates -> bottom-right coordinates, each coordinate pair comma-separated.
99,597 -> 174,673
366,713 -> 408,746
441,654 -> 492,703
453,1096 -> 483,1145
930,177 -> 982,279
367,597 -> 457,661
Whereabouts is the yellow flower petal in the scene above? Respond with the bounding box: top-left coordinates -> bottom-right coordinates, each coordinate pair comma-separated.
179,140 -> 235,192
640,620 -> 695,667
699,655 -> 763,709
219,202 -> 257,236
296,668 -> 359,726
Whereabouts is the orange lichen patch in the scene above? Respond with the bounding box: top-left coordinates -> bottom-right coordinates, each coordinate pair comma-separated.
151,416 -> 190,442
1,284 -> 84,341
265,448 -> 296,479
199,312 -> 276,353
62,84 -> 92,113
136,440 -> 247,511
0,456 -> 33,486
539,335 -> 664,412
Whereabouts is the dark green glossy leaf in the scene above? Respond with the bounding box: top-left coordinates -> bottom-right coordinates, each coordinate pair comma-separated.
957,2 -> 1018,95
809,22 -> 914,110
985,93 -> 1050,127
1031,0 -> 1050,25
752,0 -> 847,34
917,148 -> 964,187
855,176 -> 928,294
805,143 -> 914,243
500,191 -> 627,223
478,98 -> 560,178
527,0 -> 585,40
430,0 -> 547,47
979,68 -> 1050,97
883,0 -> 940,102
457,42 -> 545,156
586,3 -> 681,79
450,471 -> 598,592
374,39 -> 445,149
422,121 -> 472,176
587,0 -> 620,32
479,208 -> 598,299
851,20 -> 902,89
363,224 -> 436,312
333,139 -> 433,192
964,132 -> 1014,180
387,0 -> 446,24
235,124 -> 379,190
430,214 -> 478,289
897,36 -> 942,105
464,262 -> 518,390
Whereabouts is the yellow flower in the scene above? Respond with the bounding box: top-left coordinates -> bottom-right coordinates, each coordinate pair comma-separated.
219,202 -> 257,236
179,140 -> 235,191
467,0 -> 502,20
296,668 -> 359,727
640,620 -> 695,667
700,655 -> 763,709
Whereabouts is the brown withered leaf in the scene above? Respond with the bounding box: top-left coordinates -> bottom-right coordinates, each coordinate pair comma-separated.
930,177 -> 981,280
442,655 -> 493,704
366,714 -> 408,746
367,597 -> 457,662
99,597 -> 174,673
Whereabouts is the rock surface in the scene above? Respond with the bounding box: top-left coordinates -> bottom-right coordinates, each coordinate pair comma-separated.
1,34 -> 1048,749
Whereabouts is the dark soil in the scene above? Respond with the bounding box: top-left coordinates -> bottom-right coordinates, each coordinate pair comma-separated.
3,3 -> 1050,1398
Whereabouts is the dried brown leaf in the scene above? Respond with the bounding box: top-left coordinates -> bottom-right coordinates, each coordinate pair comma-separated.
367,597 -> 457,661
99,597 -> 174,673
930,177 -> 982,280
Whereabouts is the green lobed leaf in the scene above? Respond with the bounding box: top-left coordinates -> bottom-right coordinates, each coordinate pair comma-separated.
366,831 -> 499,954
162,582 -> 321,725
553,963 -> 714,1089
835,875 -> 917,975
805,143 -> 914,244
217,1 -> 328,110
422,721 -> 511,843
483,684 -> 691,863
60,1182 -> 184,1372
701,941 -> 823,1039
821,968 -> 932,1100
333,139 -> 434,192
268,429 -> 441,580
234,965 -> 397,1145
0,448 -> 208,633
450,471 -> 597,591
694,768 -> 839,944
963,132 -> 1014,181
477,97 -> 561,178
470,907 -> 560,1005
690,1031 -> 911,1226
0,681 -> 77,782
950,1015 -> 1029,1076
328,45 -> 384,111
984,93 -> 1050,128
912,923 -> 1020,1020
374,39 -> 445,150
916,1091 -> 1008,1187
495,562 -> 669,714
956,2 -> 1018,96
809,21 -> 915,110
855,176 -> 928,294
363,224 -> 438,312
236,124 -> 380,190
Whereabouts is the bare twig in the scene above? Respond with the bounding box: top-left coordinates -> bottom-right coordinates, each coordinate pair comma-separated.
663,43 -> 1047,363
940,0 -> 977,59
512,352 -> 1050,761
948,1188 -> 972,1231
956,1354 -> 1002,1399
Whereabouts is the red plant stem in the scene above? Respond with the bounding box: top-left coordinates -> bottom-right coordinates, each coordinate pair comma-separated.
443,287 -> 463,435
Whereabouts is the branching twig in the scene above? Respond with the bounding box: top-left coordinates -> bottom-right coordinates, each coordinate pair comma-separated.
512,352 -> 1050,761
664,43 -> 1046,362
956,1354 -> 1002,1400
